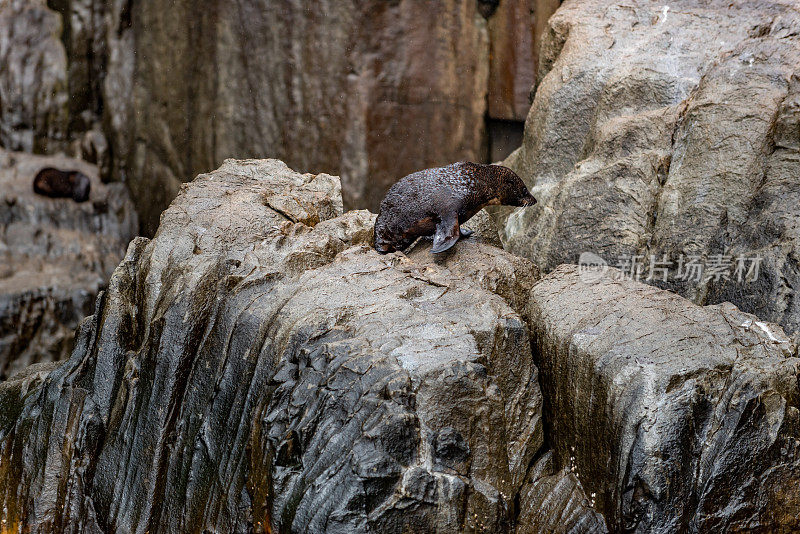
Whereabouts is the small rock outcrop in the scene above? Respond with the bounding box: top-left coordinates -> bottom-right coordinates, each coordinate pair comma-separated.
497,0 -> 800,334
0,150 -> 137,380
529,264 -> 800,532
0,159 -> 556,532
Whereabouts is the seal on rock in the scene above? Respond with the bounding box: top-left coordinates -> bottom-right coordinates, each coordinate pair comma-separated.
374,162 -> 536,254
33,168 -> 91,202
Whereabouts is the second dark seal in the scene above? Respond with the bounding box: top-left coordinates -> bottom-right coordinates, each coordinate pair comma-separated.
33,168 -> 91,203
374,162 -> 536,254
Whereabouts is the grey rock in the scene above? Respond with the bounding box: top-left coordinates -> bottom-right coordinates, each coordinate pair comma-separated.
515,451 -> 607,534
0,0 -> 69,153
59,0 -> 107,135
528,264 -> 800,532
0,0 -> 110,160
495,0 -> 800,335
0,150 -> 137,380
406,233 -> 538,317
461,209 -> 505,249
0,159 -> 545,532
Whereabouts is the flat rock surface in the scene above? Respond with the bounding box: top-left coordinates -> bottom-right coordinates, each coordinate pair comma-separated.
0,150 -> 137,379
528,264 -> 800,532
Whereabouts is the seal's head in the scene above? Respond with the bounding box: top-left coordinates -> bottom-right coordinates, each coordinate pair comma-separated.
492,165 -> 536,207
373,219 -> 415,254
69,172 -> 91,202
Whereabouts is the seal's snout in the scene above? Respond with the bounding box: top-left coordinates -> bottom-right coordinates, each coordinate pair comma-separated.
374,238 -> 392,254
71,173 -> 91,202
523,195 -> 537,207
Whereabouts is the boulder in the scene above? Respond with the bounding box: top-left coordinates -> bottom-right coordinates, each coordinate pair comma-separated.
528,264 -> 800,532
0,159 -> 551,532
0,150 -> 137,380
496,0 -> 800,334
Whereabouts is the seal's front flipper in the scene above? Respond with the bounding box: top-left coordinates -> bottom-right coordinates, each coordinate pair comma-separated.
431,216 -> 460,253
460,228 -> 474,238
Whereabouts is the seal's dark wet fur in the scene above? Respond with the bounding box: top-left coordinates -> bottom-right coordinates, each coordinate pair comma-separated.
374,162 -> 536,254
33,168 -> 91,203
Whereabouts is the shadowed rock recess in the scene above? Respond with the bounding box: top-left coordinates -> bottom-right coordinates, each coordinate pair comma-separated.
0,159 -> 603,533
497,0 -> 800,335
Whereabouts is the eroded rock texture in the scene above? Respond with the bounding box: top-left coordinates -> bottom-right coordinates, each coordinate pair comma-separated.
529,265 -> 800,533
515,451 -> 607,534
497,0 -> 800,334
0,0 -> 111,162
0,0 -> 558,234
0,159 -> 562,532
0,150 -> 137,380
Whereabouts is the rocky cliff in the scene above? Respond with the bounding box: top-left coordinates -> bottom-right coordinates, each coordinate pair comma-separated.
3,159 -> 797,532
3,1 -> 800,531
496,0 -> 800,336
0,160 -> 557,532
531,265 -> 800,532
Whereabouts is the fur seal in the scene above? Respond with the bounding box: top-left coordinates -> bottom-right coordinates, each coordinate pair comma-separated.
374,162 -> 536,254
33,167 -> 91,202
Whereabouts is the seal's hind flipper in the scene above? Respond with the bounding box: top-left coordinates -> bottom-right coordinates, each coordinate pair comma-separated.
431,216 -> 460,253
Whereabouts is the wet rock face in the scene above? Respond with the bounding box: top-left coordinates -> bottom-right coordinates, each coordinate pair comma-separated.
487,0 -> 561,122
528,265 -> 800,532
0,150 -> 137,380
0,159 -> 549,532
515,451 -> 607,534
497,0 -> 800,334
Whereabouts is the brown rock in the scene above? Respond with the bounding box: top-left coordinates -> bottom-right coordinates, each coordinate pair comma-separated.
102,0 -> 490,235
487,0 -> 561,122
